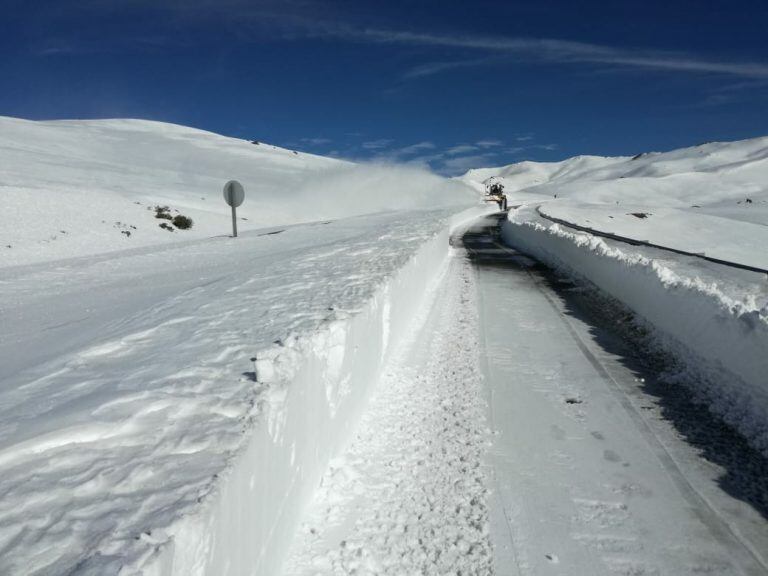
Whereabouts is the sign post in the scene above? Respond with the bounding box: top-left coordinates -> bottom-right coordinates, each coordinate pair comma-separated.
223,180 -> 245,237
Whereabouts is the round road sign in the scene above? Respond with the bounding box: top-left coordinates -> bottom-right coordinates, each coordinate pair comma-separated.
223,180 -> 245,207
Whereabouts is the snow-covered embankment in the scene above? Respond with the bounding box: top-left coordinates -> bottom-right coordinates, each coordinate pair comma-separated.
144,206 -> 491,575
501,207 -> 768,455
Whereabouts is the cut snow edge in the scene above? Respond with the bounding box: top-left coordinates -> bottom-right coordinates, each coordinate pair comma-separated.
125,205 -> 494,576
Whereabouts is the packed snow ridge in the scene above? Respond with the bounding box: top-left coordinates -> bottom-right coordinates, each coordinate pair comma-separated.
462,136 -> 768,453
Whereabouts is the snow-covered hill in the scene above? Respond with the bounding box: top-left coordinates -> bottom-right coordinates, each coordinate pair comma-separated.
0,116 -> 474,267
461,136 -> 768,228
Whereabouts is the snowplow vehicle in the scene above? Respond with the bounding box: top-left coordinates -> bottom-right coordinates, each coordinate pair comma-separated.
484,177 -> 508,211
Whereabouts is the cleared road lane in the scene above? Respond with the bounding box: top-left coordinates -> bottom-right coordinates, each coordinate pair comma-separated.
462,213 -> 768,576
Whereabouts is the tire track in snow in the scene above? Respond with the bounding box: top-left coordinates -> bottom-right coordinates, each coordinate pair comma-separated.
282,255 -> 493,575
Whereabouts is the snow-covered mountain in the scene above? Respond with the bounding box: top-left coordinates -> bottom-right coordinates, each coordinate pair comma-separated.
462,136 -> 768,271
0,116 -> 474,267
461,136 -> 768,225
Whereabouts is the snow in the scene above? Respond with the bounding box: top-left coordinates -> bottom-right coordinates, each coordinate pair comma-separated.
461,136 -> 768,455
539,200 -> 768,272
0,198 -> 489,574
282,255 -> 492,575
0,115 -> 490,575
502,209 -> 768,453
275,213 -> 768,575
461,137 -> 768,223
5,111 -> 768,575
0,116 -> 475,267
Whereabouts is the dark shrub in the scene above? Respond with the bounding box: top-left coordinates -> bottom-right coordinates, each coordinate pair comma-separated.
154,205 -> 172,220
172,215 -> 193,230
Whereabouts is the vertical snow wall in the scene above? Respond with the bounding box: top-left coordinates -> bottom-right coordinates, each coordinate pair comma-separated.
142,207 -> 491,576
501,216 -> 768,455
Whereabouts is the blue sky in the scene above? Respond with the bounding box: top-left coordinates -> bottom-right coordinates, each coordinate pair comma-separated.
2,0 -> 768,174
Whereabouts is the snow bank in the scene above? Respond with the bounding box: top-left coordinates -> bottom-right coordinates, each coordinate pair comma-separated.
0,116 -> 475,267
501,207 -> 768,454
131,206 -> 489,575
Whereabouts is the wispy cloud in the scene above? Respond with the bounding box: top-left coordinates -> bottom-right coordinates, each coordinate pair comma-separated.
503,142 -> 557,156
361,138 -> 394,150
436,140 -> 561,175
300,137 -> 332,145
335,135 -> 560,176
441,154 -> 498,174
34,45 -> 81,56
394,141 -> 436,156
403,57 -> 497,79
695,79 -> 768,107
314,27 -> 768,80
364,141 -> 440,166
476,139 -> 503,148
37,3 -> 768,83
446,144 -> 478,156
